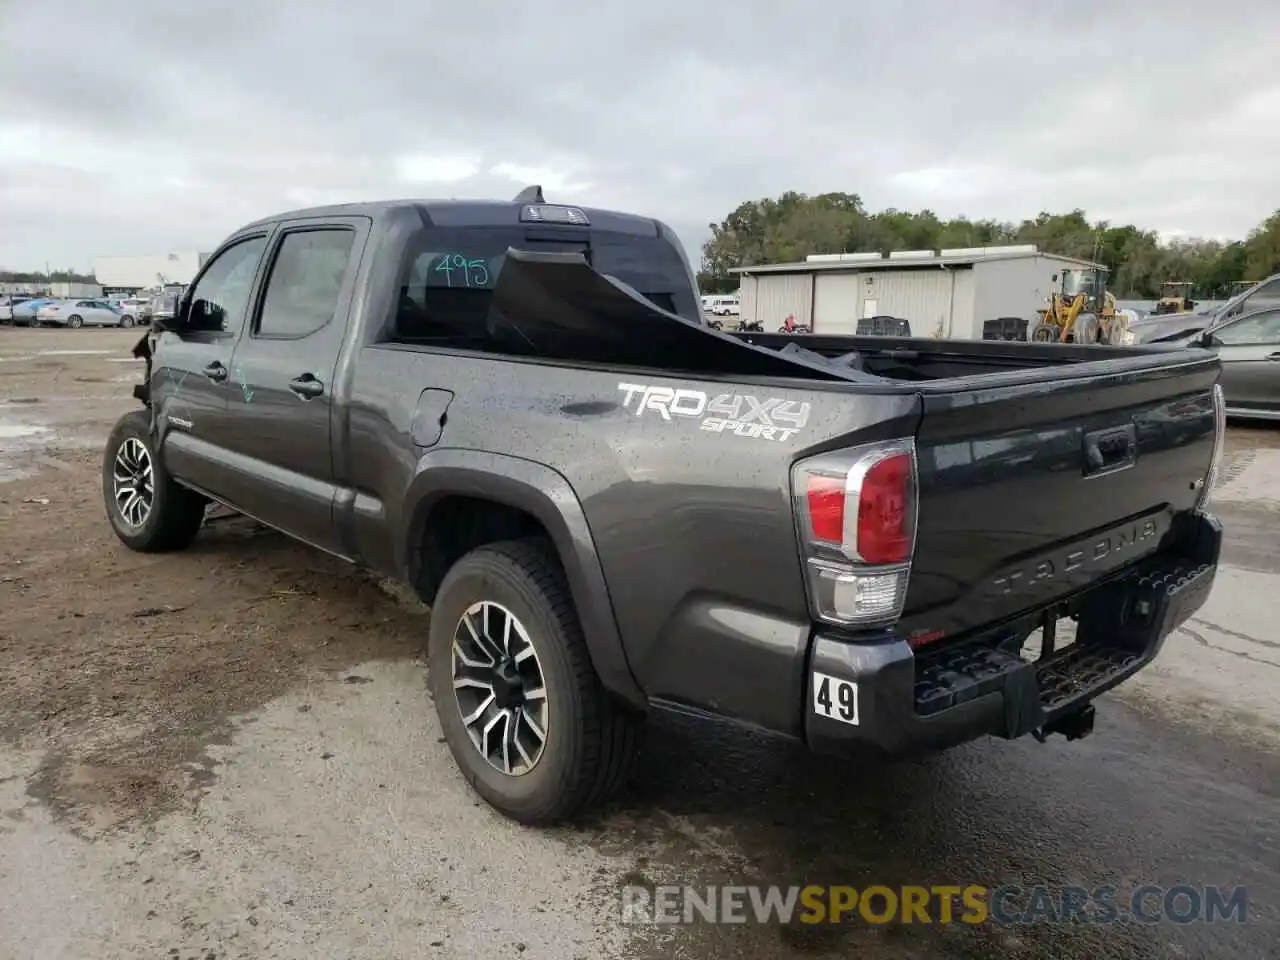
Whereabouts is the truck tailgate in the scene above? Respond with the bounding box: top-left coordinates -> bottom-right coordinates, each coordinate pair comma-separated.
900,352 -> 1220,640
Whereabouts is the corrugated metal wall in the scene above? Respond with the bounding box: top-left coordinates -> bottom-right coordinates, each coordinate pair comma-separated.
750,274 -> 813,329
949,268 -> 976,339
813,269 -> 956,337
738,275 -> 758,321
971,257 -> 1061,335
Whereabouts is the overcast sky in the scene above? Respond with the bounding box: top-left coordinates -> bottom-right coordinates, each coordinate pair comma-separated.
2,0 -> 1278,272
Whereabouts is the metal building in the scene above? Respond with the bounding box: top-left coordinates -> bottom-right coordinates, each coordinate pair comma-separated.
732,245 -> 1106,339
93,251 -> 211,291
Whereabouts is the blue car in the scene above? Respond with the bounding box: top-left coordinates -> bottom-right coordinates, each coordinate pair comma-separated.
11,298 -> 61,327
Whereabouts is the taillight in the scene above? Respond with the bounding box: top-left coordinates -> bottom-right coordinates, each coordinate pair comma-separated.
1196,383 -> 1225,514
791,439 -> 917,627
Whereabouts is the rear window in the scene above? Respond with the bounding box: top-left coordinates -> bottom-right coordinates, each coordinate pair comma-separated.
392,226 -> 699,349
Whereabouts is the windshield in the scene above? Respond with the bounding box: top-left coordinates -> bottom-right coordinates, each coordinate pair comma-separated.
1061,269 -> 1103,298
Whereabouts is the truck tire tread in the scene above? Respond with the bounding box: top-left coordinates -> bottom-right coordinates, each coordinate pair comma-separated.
429,537 -> 641,823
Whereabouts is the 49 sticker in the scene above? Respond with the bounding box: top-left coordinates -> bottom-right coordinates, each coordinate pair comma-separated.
617,382 -> 811,443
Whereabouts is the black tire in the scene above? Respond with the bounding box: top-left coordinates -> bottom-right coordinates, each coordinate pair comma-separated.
428,538 -> 641,824
102,411 -> 206,552
120,315 -> 135,328
68,315 -> 84,328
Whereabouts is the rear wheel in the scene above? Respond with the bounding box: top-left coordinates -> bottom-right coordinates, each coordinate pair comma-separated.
102,411 -> 206,552
428,538 -> 642,824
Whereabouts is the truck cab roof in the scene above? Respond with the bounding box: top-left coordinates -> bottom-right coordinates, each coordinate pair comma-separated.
239,195 -> 667,239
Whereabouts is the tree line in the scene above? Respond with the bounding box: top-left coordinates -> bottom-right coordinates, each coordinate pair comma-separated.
697,192 -> 1280,300
0,268 -> 97,284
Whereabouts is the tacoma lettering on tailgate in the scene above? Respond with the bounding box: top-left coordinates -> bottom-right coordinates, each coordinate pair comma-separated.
617,382 -> 811,442
987,517 -> 1164,597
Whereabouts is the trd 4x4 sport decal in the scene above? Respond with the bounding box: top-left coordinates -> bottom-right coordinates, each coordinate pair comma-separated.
617,382 -> 811,443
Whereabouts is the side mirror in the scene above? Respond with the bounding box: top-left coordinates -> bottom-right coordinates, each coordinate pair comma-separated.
1200,331 -> 1221,348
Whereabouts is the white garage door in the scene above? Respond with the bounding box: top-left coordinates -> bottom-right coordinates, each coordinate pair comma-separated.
814,270 -> 954,337
752,274 -> 813,329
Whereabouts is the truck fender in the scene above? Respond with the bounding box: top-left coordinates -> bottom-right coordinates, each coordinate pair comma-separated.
401,448 -> 646,709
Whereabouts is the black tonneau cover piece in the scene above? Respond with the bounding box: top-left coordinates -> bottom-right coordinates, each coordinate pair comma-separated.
488,249 -> 879,382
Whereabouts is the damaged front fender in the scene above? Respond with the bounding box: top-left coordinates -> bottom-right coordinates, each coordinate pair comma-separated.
131,332 -> 152,406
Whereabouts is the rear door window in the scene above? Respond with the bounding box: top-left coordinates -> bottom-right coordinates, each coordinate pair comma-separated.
255,228 -> 356,339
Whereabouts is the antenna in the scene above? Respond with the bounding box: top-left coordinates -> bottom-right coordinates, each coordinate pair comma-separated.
513,185 -> 544,204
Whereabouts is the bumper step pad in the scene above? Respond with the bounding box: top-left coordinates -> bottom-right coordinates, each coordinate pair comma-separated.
913,559 -> 1216,723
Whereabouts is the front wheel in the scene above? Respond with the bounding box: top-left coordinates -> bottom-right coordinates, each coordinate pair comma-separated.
428,538 -> 642,824
1028,321 -> 1060,343
102,411 -> 207,552
119,315 -> 136,328
68,315 -> 84,328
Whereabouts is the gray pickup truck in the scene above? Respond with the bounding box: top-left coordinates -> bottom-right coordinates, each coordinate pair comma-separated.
103,191 -> 1225,824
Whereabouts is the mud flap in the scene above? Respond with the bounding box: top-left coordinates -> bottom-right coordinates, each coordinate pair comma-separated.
1002,662 -> 1043,739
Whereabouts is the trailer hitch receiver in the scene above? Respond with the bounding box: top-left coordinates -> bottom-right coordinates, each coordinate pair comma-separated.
1032,704 -> 1096,743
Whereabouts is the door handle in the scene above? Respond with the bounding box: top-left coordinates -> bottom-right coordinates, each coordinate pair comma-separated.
202,361 -> 228,383
289,374 -> 324,399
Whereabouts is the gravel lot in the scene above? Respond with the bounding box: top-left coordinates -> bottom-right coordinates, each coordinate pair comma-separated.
1,327 -> 1277,960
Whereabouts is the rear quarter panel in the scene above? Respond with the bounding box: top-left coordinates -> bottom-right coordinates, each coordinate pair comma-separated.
343,347 -> 919,730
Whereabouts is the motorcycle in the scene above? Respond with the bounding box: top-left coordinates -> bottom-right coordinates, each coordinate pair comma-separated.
737,319 -> 764,332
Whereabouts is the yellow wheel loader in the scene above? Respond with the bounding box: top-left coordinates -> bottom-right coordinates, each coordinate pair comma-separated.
1152,281 -> 1196,316
1028,266 -> 1126,345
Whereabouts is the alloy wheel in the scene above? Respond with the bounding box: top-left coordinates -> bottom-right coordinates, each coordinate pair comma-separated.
451,600 -> 549,776
112,437 -> 154,528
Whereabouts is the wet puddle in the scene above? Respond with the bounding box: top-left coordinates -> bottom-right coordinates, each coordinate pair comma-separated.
0,417 -> 54,483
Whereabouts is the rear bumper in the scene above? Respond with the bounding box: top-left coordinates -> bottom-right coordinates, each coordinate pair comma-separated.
804,512 -> 1222,758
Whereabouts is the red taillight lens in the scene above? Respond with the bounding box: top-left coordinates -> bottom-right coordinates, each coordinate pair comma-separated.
791,439 -> 917,627
857,452 -> 911,564
806,476 -> 845,544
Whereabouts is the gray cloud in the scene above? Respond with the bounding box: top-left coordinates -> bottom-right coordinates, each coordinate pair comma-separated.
2,0 -> 1278,271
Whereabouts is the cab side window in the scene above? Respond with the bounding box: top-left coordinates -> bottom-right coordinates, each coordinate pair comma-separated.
255,229 -> 356,339
187,236 -> 269,334
1214,309 -> 1280,345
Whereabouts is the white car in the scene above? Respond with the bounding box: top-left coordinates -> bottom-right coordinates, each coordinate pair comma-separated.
36,298 -> 139,328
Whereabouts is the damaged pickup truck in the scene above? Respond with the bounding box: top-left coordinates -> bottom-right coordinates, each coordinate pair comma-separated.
104,189 -> 1226,824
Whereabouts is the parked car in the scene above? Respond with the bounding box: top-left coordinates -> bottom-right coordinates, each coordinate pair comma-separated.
1141,305 -> 1280,420
1129,273 -> 1280,344
0,295 -> 34,323
148,290 -> 181,326
116,297 -> 153,324
37,298 -> 139,328
10,298 -> 61,326
103,193 -> 1223,826
702,294 -> 740,317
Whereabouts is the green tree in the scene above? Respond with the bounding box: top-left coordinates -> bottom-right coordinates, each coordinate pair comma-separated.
698,195 -> 1276,299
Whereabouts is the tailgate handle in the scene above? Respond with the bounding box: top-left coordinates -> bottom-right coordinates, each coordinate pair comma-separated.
1083,424 -> 1136,477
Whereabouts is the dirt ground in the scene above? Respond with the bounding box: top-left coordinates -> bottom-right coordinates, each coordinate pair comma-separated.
0,326 -> 429,837
2,325 -> 1278,838
3,326 -> 1278,960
